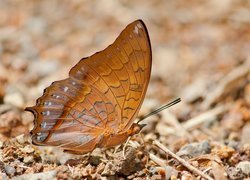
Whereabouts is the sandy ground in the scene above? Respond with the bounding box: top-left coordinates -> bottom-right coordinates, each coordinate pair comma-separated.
0,0 -> 250,179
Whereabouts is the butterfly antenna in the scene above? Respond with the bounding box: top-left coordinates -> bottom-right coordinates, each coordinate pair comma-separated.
138,98 -> 181,123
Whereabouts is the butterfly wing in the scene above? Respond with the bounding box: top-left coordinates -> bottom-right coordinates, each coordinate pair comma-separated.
70,19 -> 151,132
25,20 -> 151,153
25,77 -> 110,153
113,20 -> 152,131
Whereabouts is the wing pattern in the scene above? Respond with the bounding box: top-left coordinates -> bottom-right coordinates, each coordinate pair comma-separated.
26,19 -> 152,153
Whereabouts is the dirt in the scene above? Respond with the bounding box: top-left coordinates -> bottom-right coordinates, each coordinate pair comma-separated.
0,0 -> 250,179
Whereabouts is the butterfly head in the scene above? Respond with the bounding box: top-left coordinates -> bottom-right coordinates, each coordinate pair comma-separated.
130,123 -> 147,135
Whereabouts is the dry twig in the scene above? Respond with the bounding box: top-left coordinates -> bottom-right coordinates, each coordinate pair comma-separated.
182,104 -> 229,130
153,140 -> 214,180
149,153 -> 167,167
149,153 -> 178,179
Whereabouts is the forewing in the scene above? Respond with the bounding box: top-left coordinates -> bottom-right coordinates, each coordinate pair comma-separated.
70,20 -> 152,132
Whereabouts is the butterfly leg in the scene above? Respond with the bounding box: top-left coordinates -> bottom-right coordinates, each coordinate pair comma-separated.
122,136 -> 131,159
113,144 -> 122,154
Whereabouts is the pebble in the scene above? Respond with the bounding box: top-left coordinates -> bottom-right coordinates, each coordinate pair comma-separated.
4,165 -> 16,176
226,140 -> 239,150
16,134 -> 27,144
101,162 -> 115,176
0,104 -> 15,114
20,145 -> 34,154
227,161 -> 250,179
165,166 -> 178,179
28,60 -> 59,78
236,161 -> 250,176
241,123 -> 250,144
23,156 -> 34,164
227,166 -> 242,180
176,140 -> 211,158
4,91 -> 24,108
89,155 -> 102,166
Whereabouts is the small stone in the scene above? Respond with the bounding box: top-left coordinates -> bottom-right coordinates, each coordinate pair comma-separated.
23,156 -> 34,164
20,145 -> 34,154
89,155 -> 102,166
227,167 -> 243,180
165,166 -> 178,179
16,134 -> 27,144
176,140 -> 211,158
113,147 -> 142,176
4,165 -> 16,176
0,104 -> 14,114
0,110 -> 21,134
212,145 -> 235,159
28,60 -> 59,77
181,171 -> 195,179
241,143 -> 250,157
4,91 -> 24,108
226,140 -> 239,150
236,161 -> 250,176
101,162 -> 115,176
241,123 -> 250,144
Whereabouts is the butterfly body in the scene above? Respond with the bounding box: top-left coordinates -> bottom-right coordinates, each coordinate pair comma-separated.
98,123 -> 144,148
26,20 -> 152,154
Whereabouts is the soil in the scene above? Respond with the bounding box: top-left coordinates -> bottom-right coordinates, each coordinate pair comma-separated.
0,0 -> 250,179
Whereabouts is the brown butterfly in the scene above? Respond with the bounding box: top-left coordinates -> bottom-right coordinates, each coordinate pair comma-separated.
26,20 -> 152,154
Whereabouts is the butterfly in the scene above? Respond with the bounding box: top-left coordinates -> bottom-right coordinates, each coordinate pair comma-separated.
25,19 -> 152,154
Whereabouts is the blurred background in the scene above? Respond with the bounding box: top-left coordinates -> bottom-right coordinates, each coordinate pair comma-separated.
0,0 -> 250,179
